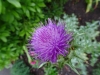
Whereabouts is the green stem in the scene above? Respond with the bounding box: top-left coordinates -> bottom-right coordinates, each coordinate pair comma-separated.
94,0 -> 98,9
23,46 -> 32,63
86,0 -> 92,13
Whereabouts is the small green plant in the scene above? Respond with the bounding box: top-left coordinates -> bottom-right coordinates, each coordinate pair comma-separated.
44,64 -> 58,75
92,62 -> 100,75
58,14 -> 100,75
85,0 -> 100,13
10,59 -> 31,75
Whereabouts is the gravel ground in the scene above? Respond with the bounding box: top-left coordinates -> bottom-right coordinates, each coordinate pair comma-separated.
0,68 -> 11,75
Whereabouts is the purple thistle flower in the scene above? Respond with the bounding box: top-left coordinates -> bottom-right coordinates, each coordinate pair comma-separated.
30,19 -> 72,63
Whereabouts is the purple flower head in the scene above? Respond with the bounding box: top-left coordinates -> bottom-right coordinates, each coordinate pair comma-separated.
30,19 -> 72,63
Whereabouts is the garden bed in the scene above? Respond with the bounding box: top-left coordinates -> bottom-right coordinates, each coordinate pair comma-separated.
9,0 -> 100,75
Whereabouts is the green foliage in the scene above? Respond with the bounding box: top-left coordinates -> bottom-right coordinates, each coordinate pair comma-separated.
92,63 -> 100,75
85,0 -> 100,13
62,14 -> 100,75
11,59 -> 31,75
0,0 -> 51,70
43,0 -> 68,18
44,64 -> 58,75
0,0 -> 67,70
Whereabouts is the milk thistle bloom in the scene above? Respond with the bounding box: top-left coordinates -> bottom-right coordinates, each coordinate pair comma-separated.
29,19 -> 72,63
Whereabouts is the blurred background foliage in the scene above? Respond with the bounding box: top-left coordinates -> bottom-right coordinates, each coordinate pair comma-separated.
0,0 -> 47,70
0,0 -> 67,70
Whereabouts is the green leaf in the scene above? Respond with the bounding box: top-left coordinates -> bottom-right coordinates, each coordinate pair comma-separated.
90,58 -> 98,66
86,0 -> 92,13
19,30 -> 25,37
2,13 -> 14,23
39,62 -> 47,68
66,63 -> 80,75
30,3 -> 35,7
7,0 -> 21,8
12,11 -> 20,19
46,0 -> 51,2
38,14 -> 44,18
0,37 -> 7,42
37,3 -> 46,7
23,46 -> 32,64
29,7 -> 36,12
36,7 -> 41,13
95,0 -> 99,8
85,0 -> 89,3
0,0 -> 2,14
25,10 -> 30,18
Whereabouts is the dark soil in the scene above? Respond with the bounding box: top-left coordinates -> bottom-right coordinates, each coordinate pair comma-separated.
21,54 -> 44,75
59,65 -> 77,75
64,0 -> 100,25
